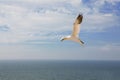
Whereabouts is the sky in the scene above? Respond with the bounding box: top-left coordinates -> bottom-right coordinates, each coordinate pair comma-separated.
0,0 -> 120,60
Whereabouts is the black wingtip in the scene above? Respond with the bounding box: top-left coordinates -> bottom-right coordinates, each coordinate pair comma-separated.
77,13 -> 83,24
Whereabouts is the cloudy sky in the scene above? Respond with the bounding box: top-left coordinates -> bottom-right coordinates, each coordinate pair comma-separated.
0,0 -> 120,60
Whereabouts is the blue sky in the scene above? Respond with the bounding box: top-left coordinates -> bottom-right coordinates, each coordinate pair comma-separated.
0,0 -> 120,60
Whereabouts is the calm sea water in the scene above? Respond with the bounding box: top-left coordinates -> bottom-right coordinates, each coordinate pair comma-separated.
0,60 -> 120,80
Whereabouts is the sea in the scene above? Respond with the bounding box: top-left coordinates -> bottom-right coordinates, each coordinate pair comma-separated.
0,60 -> 120,80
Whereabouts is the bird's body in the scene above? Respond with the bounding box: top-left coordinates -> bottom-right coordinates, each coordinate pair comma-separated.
61,14 -> 84,45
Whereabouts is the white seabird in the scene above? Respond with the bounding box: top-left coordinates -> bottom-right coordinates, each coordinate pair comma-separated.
61,14 -> 84,45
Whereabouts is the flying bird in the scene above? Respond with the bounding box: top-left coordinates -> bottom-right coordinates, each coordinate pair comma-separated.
61,14 -> 84,45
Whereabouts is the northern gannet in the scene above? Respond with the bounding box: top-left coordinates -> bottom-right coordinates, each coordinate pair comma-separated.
61,14 -> 84,45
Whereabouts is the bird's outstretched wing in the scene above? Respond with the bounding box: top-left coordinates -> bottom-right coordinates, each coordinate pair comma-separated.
71,14 -> 83,37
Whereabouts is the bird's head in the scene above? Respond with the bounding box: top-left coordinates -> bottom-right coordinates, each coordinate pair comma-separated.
60,36 -> 71,42
60,38 -> 64,42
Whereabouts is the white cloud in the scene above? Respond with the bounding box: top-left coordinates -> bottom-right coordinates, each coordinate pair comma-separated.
0,0 -> 75,6
82,13 -> 120,32
69,0 -> 82,7
0,0 -> 120,44
0,2 -> 75,44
